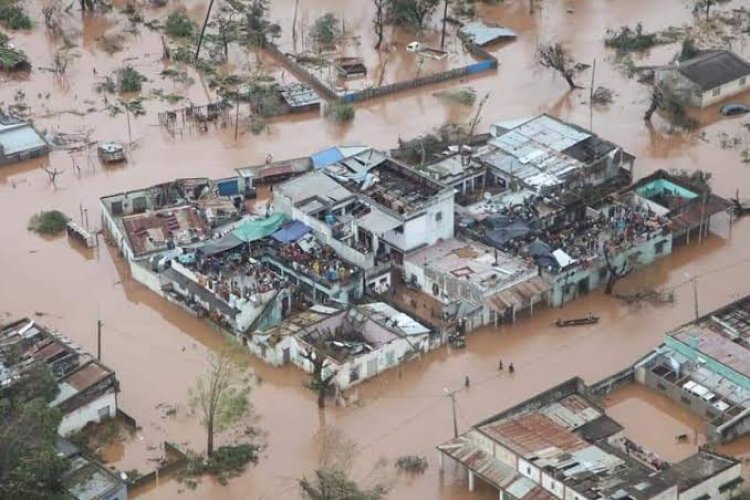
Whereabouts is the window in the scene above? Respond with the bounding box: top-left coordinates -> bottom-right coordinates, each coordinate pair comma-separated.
741,77 -> 747,87
394,225 -> 404,234
385,350 -> 395,366
712,87 -> 721,97
350,365 -> 360,382
435,211 -> 443,221
655,240 -> 666,254
598,268 -> 608,280
98,406 -> 111,419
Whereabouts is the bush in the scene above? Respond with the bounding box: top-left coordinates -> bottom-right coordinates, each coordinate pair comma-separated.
326,102 -> 355,123
679,38 -> 698,62
181,444 -> 259,486
310,13 -> 339,47
0,1 -> 32,30
395,455 -> 428,474
117,65 -> 147,92
605,23 -> 658,52
28,210 -> 68,235
165,10 -> 196,38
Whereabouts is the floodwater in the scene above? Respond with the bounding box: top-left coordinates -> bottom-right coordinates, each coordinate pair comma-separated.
2,0 -> 750,498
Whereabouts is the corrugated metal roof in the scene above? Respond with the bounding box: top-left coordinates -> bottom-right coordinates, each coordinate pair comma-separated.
460,21 -> 517,46
358,302 -> 430,336
481,412 -> 591,457
487,276 -> 550,313
0,121 -> 47,156
438,433 -> 521,488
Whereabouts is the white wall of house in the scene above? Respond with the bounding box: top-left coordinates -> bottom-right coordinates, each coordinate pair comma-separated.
291,334 -> 429,390
678,462 -> 742,500
517,458 -> 540,482
380,191 -> 455,253
700,75 -> 750,107
131,262 -> 164,295
58,391 -> 117,436
541,472 -> 565,498
100,200 -> 135,262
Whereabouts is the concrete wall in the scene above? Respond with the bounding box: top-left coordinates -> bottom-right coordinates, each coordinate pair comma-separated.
678,462 -> 742,500
58,391 -> 117,436
700,75 -> 749,107
664,336 -> 750,390
549,232 -> 672,307
541,472 -> 565,498
380,190 -> 455,253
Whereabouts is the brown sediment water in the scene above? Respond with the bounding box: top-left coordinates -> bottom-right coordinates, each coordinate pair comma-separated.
1,0 -> 750,498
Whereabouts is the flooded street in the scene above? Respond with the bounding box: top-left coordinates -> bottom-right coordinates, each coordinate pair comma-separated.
2,0 -> 750,498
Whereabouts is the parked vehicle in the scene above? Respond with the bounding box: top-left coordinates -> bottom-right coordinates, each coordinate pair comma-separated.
720,103 -> 750,117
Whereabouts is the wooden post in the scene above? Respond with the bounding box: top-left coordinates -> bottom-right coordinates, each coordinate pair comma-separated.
97,319 -> 102,361
440,0 -> 449,50
195,0 -> 216,61
589,59 -> 596,131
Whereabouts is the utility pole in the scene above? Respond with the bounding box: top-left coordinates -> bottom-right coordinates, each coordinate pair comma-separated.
97,320 -> 102,361
691,276 -> 699,323
441,0 -> 450,50
445,389 -> 458,438
195,0 -> 216,61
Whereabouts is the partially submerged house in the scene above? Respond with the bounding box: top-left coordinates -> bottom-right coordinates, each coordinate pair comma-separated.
0,319 -> 118,436
101,177 -> 365,334
625,169 -> 731,244
404,238 -> 549,330
0,115 -> 49,166
438,377 -> 743,499
655,50 -> 750,108
273,148 -> 456,293
246,302 -> 434,390
57,438 -> 128,500
634,294 -> 750,443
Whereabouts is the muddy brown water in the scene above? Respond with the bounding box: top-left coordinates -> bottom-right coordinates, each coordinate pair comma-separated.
2,0 -> 750,498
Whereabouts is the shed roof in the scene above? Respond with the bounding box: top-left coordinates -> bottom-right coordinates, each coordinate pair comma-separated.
0,117 -> 47,156
677,50 -> 750,91
459,21 -> 517,46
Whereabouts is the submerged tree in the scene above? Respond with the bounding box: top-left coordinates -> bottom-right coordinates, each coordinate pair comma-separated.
0,364 -> 69,498
373,0 -> 386,50
689,0 -> 732,21
603,248 -> 642,295
300,339 -> 337,410
537,42 -> 583,90
310,13 -> 339,48
237,0 -> 281,48
386,0 -> 440,31
189,349 -> 253,457
299,429 -> 392,500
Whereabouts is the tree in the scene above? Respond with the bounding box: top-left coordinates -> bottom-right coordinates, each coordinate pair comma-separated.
603,247 -> 641,295
644,87 -> 663,122
0,364 -> 69,498
373,0 -> 386,50
301,340 -> 337,409
310,13 -> 339,48
189,349 -> 253,457
236,0 -> 281,48
299,429 -> 391,500
537,42 -> 582,90
386,0 -> 440,31
690,0 -> 732,21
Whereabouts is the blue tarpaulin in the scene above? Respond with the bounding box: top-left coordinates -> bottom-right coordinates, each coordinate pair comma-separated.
272,220 -> 311,243
311,147 -> 344,168
217,178 -> 240,196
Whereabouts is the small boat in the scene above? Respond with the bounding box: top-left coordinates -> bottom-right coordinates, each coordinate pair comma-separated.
97,141 -> 126,163
555,316 -> 600,327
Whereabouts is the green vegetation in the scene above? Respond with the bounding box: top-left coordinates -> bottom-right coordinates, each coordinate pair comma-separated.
0,364 -> 69,498
669,169 -> 712,192
181,444 -> 260,486
117,65 -> 147,92
679,38 -> 699,61
249,116 -> 266,135
0,0 -> 32,30
28,210 -> 69,235
395,455 -> 428,474
326,102 -> 355,123
434,87 -> 477,106
0,30 -> 28,71
386,0 -> 440,30
605,23 -> 659,52
310,13 -> 339,47
165,10 -> 196,39
240,0 -> 281,48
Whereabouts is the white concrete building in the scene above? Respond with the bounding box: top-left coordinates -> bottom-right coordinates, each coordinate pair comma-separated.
246,302 -> 435,390
273,149 -> 455,293
404,238 -> 549,330
655,50 -> 750,108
